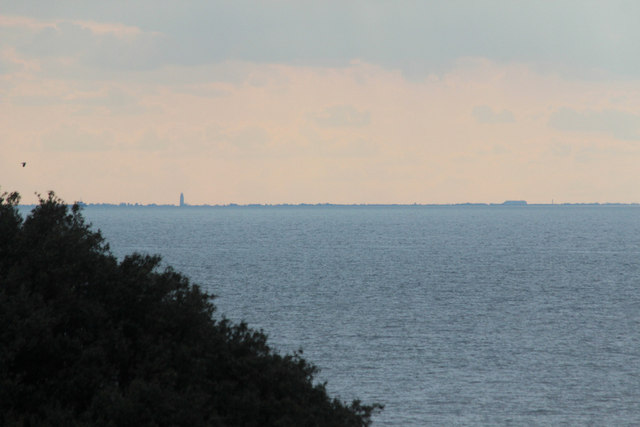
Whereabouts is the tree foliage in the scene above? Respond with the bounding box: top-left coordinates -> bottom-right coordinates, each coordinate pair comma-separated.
0,191 -> 381,426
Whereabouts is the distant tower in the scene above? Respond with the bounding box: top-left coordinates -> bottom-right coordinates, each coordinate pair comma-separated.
180,193 -> 185,207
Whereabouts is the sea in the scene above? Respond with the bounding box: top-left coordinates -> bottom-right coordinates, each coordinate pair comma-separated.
50,205 -> 640,425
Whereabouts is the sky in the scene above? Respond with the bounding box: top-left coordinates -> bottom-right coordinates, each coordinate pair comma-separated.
3,1 -> 640,205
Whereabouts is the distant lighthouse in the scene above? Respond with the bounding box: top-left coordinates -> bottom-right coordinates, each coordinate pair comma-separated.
179,193 -> 185,207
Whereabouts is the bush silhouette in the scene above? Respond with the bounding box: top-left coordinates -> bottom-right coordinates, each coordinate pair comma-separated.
0,191 -> 381,426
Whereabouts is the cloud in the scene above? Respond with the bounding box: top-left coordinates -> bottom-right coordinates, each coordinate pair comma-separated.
298,126 -> 377,158
1,16 -> 165,72
0,46 -> 39,75
41,126 -> 114,152
4,1 -> 640,78
548,108 -> 640,140
0,15 -> 144,38
9,85 -> 148,114
472,105 -> 515,124
550,141 -> 572,157
228,126 -> 271,150
0,56 -> 14,75
204,125 -> 272,156
174,84 -> 230,99
132,130 -> 171,151
310,105 -> 371,128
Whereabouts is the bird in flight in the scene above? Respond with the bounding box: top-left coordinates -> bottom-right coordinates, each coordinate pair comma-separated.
21,162 -> 26,167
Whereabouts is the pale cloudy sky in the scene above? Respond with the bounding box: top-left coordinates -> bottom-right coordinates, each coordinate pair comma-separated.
3,1 -> 640,204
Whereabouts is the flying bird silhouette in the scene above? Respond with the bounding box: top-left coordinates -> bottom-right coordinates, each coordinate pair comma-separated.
21,162 -> 26,167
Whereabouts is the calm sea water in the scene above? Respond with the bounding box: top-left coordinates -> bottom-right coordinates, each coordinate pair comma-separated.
69,206 -> 640,425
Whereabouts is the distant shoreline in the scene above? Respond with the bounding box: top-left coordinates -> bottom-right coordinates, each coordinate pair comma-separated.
18,202 -> 640,208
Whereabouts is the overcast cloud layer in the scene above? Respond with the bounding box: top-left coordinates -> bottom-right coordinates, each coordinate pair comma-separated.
3,1 -> 640,76
2,1 -> 640,204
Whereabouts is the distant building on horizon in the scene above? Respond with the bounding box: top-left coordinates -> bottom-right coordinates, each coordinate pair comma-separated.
180,193 -> 185,207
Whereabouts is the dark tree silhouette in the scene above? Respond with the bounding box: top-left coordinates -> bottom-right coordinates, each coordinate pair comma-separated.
0,191 -> 381,426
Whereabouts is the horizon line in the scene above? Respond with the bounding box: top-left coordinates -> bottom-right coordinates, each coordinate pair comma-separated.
17,201 -> 640,208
